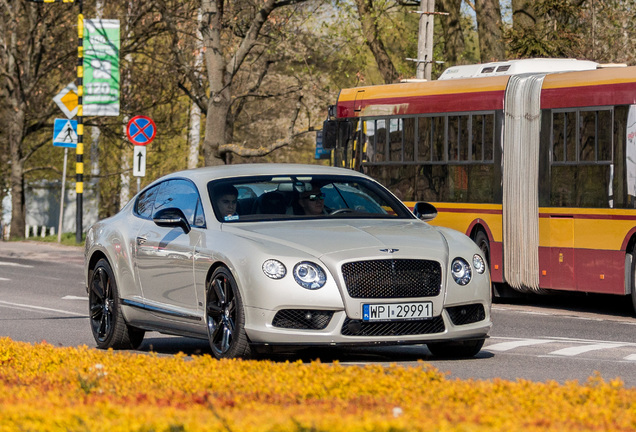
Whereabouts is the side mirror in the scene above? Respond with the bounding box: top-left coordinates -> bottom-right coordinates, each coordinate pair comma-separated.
153,207 -> 191,234
413,202 -> 437,221
322,119 -> 338,149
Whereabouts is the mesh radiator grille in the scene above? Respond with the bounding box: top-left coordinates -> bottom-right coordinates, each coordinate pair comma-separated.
342,259 -> 442,298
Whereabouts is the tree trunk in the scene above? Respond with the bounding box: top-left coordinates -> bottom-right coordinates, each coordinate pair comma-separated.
200,0 -> 229,166
437,0 -> 465,66
475,0 -> 506,62
8,110 -> 26,240
354,0 -> 400,84
202,92 -> 231,166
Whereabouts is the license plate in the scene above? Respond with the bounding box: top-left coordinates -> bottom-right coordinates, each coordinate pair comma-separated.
362,302 -> 432,322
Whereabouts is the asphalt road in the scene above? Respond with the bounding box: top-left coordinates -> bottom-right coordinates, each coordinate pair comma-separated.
1,240 -> 635,387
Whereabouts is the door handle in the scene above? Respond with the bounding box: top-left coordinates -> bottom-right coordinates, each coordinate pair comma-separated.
136,236 -> 147,246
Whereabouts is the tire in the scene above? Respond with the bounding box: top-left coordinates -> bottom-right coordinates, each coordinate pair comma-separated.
473,230 -> 498,297
88,258 -> 145,349
206,267 -> 251,359
474,231 -> 490,265
630,249 -> 636,316
427,339 -> 485,358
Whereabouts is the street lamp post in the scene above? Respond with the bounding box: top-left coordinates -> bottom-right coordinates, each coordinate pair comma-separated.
27,0 -> 85,244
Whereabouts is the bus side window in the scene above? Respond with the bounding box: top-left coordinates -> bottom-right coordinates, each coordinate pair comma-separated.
404,118 -> 415,162
418,117 -> 432,161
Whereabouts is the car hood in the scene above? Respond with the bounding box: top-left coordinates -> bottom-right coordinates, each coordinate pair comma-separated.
222,219 -> 448,259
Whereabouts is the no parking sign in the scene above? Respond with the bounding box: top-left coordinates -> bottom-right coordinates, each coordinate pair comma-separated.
126,115 -> 156,146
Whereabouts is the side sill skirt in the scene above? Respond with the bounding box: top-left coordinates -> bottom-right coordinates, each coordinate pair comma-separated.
121,298 -> 202,321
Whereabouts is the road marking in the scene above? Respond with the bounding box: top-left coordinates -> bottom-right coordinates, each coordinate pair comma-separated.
0,277 -> 10,281
0,261 -> 34,268
486,338 -> 557,351
62,295 -> 88,301
548,343 -> 628,356
624,354 -> 636,361
0,300 -> 86,317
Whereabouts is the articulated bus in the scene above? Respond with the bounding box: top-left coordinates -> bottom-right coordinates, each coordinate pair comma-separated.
324,59 -> 636,312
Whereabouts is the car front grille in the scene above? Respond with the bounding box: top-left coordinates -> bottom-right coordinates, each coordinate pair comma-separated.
341,259 -> 442,298
341,316 -> 445,337
272,309 -> 334,330
447,304 -> 486,326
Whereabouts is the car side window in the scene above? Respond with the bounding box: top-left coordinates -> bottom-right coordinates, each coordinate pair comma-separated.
152,179 -> 206,228
135,185 -> 159,219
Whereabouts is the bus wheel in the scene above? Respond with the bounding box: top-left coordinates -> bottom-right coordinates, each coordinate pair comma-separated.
630,249 -> 636,315
474,231 -> 490,264
473,231 -> 496,297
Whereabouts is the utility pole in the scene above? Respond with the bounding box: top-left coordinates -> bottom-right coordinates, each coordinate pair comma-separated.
417,0 -> 435,80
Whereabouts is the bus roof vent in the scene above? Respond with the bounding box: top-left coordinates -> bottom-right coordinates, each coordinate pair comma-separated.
438,58 -> 599,80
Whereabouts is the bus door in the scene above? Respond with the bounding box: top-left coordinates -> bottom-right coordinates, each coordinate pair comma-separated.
546,214 -> 575,290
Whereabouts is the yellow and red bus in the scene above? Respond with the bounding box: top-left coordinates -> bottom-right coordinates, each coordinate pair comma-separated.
324,59 -> 636,311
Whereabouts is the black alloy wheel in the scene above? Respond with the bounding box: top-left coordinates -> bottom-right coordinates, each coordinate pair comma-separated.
89,258 -> 144,349
206,267 -> 251,359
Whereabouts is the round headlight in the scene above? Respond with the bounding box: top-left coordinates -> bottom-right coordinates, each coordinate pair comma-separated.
293,261 -> 327,290
451,258 -> 472,286
473,254 -> 486,274
262,259 -> 286,279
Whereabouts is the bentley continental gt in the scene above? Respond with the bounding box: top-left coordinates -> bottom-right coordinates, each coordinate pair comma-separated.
85,164 -> 492,359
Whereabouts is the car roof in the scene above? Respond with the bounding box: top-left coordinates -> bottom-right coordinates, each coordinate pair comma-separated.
157,163 -> 367,184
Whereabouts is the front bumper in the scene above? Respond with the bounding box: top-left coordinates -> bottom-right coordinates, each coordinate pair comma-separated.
244,302 -> 492,346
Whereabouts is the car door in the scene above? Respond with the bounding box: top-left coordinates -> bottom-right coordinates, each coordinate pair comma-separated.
134,179 -> 205,321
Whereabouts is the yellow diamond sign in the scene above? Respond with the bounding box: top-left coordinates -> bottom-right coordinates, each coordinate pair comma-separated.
53,82 -> 79,119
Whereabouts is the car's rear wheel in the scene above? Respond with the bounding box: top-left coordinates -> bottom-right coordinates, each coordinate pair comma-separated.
427,338 -> 485,358
89,258 -> 145,349
206,267 -> 251,359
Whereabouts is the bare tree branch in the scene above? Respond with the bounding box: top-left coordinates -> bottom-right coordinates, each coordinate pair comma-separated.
219,93 -> 305,157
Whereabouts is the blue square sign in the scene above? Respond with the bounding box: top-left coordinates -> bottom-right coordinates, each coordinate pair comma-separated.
53,119 -> 78,148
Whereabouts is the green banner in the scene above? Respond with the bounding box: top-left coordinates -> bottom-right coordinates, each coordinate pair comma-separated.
83,19 -> 120,116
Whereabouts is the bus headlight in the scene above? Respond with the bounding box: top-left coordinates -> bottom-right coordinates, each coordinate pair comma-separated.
451,258 -> 472,286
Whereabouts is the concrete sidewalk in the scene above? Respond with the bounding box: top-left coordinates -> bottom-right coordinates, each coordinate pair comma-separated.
0,240 -> 84,265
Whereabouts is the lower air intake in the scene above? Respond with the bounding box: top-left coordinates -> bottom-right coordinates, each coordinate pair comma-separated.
341,316 -> 445,336
272,309 -> 334,330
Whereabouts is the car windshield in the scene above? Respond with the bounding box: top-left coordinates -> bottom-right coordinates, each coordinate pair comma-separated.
207,175 -> 415,222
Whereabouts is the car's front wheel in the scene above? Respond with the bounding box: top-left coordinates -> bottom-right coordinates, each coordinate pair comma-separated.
205,267 -> 251,359
427,338 -> 485,358
89,258 -> 145,349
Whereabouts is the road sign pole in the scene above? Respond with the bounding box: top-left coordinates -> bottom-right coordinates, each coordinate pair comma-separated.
58,148 -> 68,243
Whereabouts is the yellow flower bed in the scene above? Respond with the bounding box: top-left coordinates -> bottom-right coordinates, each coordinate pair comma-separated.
1,337 -> 635,431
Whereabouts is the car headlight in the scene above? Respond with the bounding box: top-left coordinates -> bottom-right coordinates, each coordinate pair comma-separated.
293,261 -> 327,290
473,254 -> 486,274
451,258 -> 472,286
262,259 -> 286,279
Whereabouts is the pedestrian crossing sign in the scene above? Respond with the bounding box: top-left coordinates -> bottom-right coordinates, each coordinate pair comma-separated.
53,119 -> 78,148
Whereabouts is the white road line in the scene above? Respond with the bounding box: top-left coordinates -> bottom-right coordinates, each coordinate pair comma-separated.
548,343 -> 627,356
486,338 -> 557,351
0,300 -> 86,317
62,295 -> 88,301
624,354 -> 636,361
0,277 -> 10,281
0,261 -> 34,268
